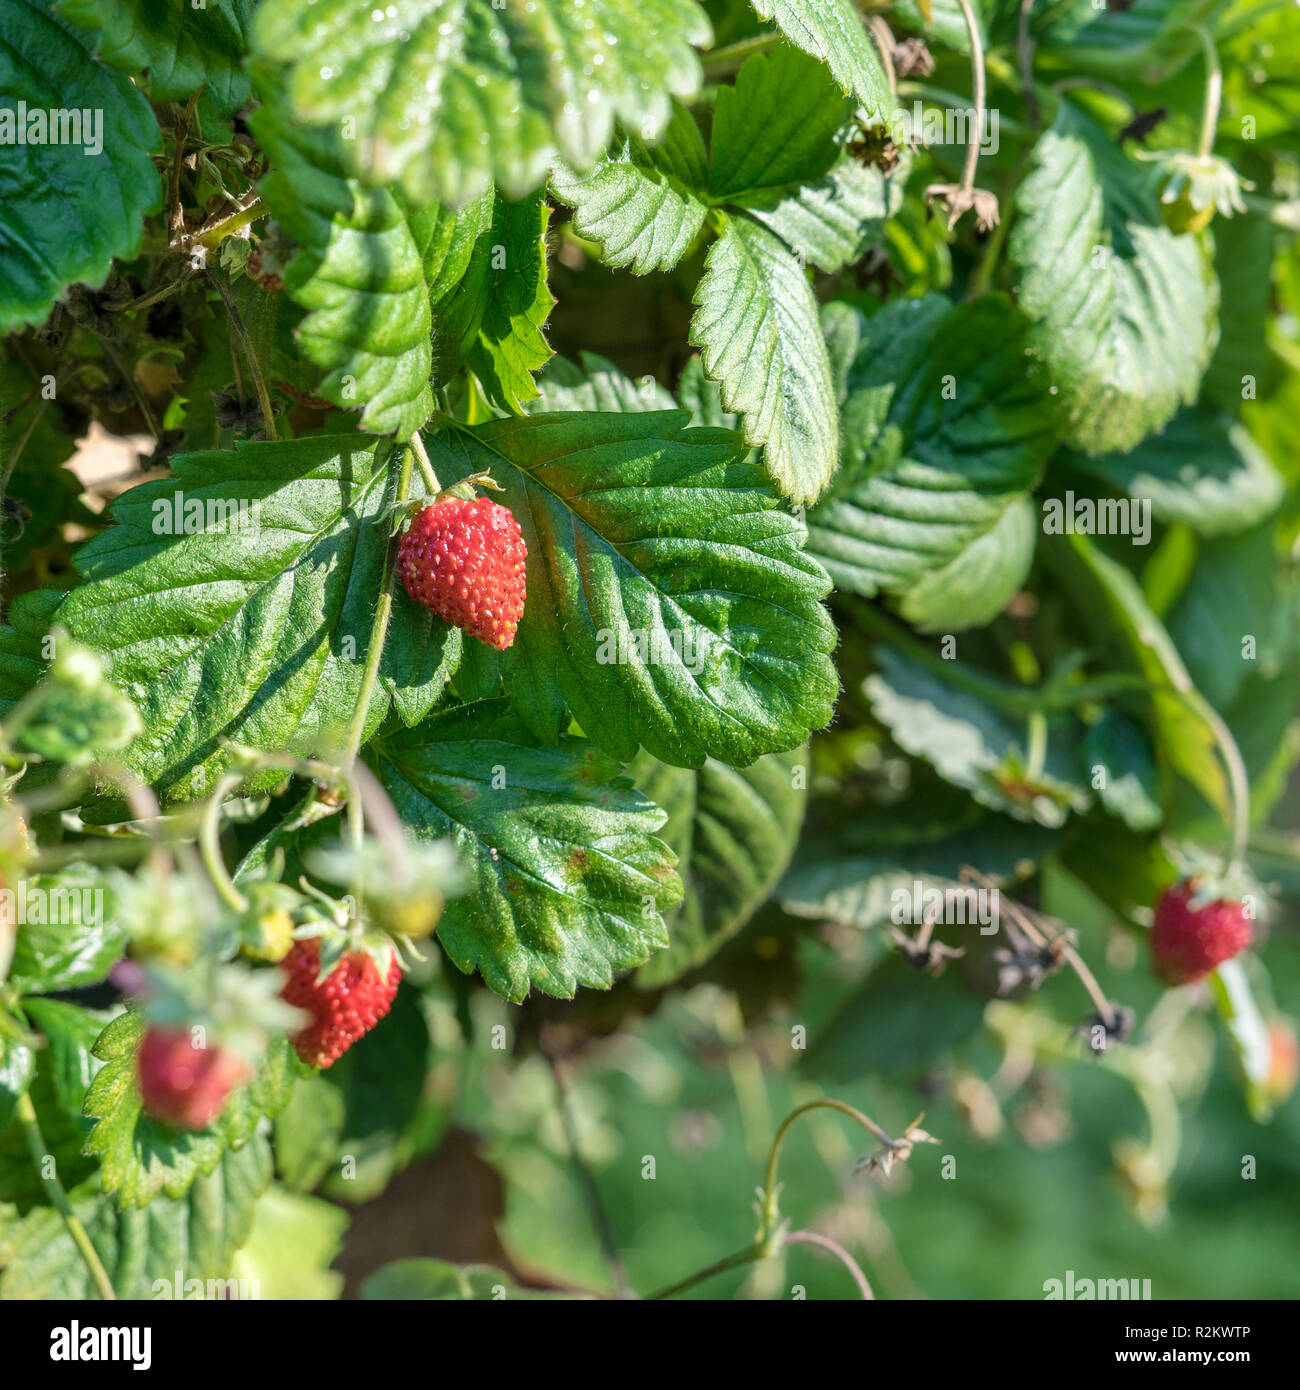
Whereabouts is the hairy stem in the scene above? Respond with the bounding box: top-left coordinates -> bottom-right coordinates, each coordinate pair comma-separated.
1187,24 -> 1223,160
340,443 -> 414,770
15,1092 -> 116,1300
200,773 -> 250,913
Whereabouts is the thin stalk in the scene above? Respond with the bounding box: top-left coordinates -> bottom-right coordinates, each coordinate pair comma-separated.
645,1246 -> 762,1301
1193,693 -> 1252,870
955,0 -> 987,196
200,773 -> 250,913
340,444 -> 414,768
16,1092 -> 116,1300
1187,24 -> 1223,159
207,270 -> 276,439
760,1099 -> 890,1241
784,1230 -> 875,1300
410,430 -> 441,495
702,32 -> 780,76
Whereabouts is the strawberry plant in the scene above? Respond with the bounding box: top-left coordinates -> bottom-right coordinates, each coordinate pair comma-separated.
1,0 -> 1298,1306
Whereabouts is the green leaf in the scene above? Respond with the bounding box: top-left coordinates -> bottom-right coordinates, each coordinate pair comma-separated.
368,698 -> 682,1002
229,1185 -> 347,1300
890,0 -> 984,53
1009,102 -> 1218,455
461,194 -> 555,415
251,0 -> 712,206
55,435 -> 458,803
426,412 -> 838,766
0,0 -> 160,336
806,296 -> 1055,604
7,876 -> 126,995
782,808 -> 1060,929
691,213 -> 838,505
0,591 -> 60,718
897,494 -> 1038,634
531,353 -> 677,414
20,999 -> 109,1121
82,1010 -> 294,1208
58,0 -> 255,114
708,45 -> 847,203
1083,710 -> 1163,831
1065,409 -> 1283,537
15,679 -> 143,766
1165,522 -> 1289,710
629,746 -> 808,987
271,1077 -> 347,1196
803,956 -> 988,1082
251,104 -> 435,439
1204,213 -> 1277,412
550,103 -> 710,275
316,985 -> 432,1202
864,645 -> 1091,828
750,0 -> 891,118
0,1038 -> 34,1135
744,153 -> 908,274
0,1139 -> 271,1299
1043,531 -> 1230,817
361,1258 -> 567,1300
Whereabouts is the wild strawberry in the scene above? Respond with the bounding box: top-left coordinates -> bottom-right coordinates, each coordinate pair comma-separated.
1266,1022 -> 1299,1106
138,1026 -> 250,1130
278,937 -> 401,1068
1150,878 -> 1252,985
397,496 -> 527,650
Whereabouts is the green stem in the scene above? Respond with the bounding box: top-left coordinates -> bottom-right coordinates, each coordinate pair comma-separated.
16,1092 -> 116,1300
759,1099 -> 890,1242
1186,24 -> 1222,160
200,774 -> 250,913
702,32 -> 780,76
1191,692 -> 1252,871
410,430 -> 441,495
340,443 -> 414,769
1024,708 -> 1048,781
784,1230 -> 874,1300
646,1246 -> 763,1301
954,0 -> 988,196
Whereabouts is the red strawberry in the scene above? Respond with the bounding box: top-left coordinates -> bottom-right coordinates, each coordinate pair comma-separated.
279,937 -> 401,1068
138,1026 -> 249,1130
397,496 -> 527,650
1150,878 -> 1252,985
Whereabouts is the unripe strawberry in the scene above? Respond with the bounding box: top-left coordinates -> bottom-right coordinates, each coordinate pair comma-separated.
397,496 -> 527,650
138,1026 -> 249,1130
1150,878 -> 1252,985
278,937 -> 401,1068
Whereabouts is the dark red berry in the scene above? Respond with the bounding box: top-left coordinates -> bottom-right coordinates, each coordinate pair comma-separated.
397,497 -> 527,650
